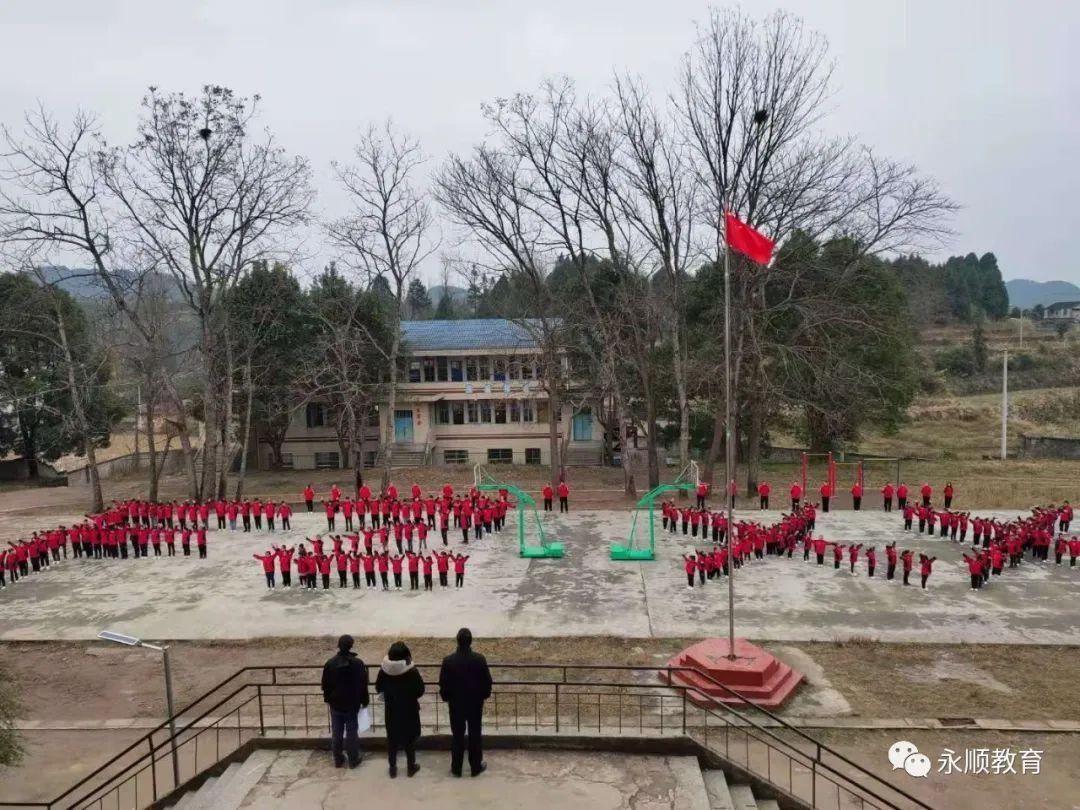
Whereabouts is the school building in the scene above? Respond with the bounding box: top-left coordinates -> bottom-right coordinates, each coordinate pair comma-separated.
258,319 -> 604,470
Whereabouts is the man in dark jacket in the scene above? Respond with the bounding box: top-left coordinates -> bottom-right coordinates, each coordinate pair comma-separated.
438,627 -> 493,777
321,634 -> 369,768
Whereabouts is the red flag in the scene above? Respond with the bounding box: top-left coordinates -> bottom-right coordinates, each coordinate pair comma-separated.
724,212 -> 774,266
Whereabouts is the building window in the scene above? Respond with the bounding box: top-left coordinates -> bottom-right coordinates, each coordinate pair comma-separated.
466,401 -> 479,423
509,357 -> 521,380
493,401 -> 507,424
314,451 -> 340,470
436,402 -> 450,425
408,361 -> 421,383
522,358 -> 534,380
478,356 -> 490,380
423,357 -> 436,382
525,448 -> 541,465
493,357 -> 506,381
279,452 -> 295,470
444,449 -> 469,465
522,399 -> 535,422
509,400 -> 521,423
465,357 -> 478,381
488,448 -> 513,464
480,401 -> 492,423
450,359 -> 464,382
436,356 -> 448,382
536,401 -> 549,424
451,401 -> 465,425
305,402 -> 327,428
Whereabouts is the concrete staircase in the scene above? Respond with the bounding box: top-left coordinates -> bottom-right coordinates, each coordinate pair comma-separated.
164,748 -> 783,810
373,444 -> 428,468
563,445 -> 603,465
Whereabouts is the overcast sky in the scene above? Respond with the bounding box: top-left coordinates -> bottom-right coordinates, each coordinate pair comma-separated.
1,0 -> 1076,284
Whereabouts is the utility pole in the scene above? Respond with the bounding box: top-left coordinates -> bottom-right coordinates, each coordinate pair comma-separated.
1000,349 -> 1009,459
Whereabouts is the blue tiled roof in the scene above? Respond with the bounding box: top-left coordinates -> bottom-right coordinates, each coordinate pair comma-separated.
401,319 -> 540,351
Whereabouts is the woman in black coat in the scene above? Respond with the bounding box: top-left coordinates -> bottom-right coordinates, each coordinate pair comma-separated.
375,641 -> 425,778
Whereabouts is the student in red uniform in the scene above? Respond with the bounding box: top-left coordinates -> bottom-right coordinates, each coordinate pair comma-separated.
276,545 -> 295,587
900,549 -> 914,586
386,554 -> 402,589
881,481 -> 898,514
557,481 -> 570,513
406,552 -> 421,590
726,479 -> 737,509
962,552 -> 983,590
885,542 -> 898,580
819,481 -> 832,513
920,482 -> 933,507
902,503 -> 914,531
896,482 -> 909,510
847,543 -> 863,574
317,554 -> 332,589
436,551 -> 451,587
421,554 -> 434,590
254,551 -> 277,589
196,527 -> 208,558
850,481 -> 863,511
696,480 -> 709,509
541,483 -> 554,512
1068,537 -> 1080,568
813,536 -> 827,566
943,482 -> 955,509
324,500 -> 336,532
279,501 -> 293,531
303,485 -> 315,512
214,499 -> 227,529
757,481 -> 770,510
865,546 -> 877,578
251,499 -> 263,531
453,553 -> 470,587
919,554 -> 936,588
790,482 -> 802,512
335,550 -> 349,588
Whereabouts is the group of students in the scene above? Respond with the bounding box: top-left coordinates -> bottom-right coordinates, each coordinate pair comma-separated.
914,503 -> 1078,590
679,510 -> 942,589
254,540 -> 472,591
783,480 -> 955,513
1,498 -> 220,591
306,482 -> 522,547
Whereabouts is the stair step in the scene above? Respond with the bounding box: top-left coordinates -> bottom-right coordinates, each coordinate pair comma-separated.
668,756 -> 712,810
702,770 -> 737,810
756,800 -> 780,810
213,750 -> 277,810
183,775 -> 217,810
729,784 -> 759,810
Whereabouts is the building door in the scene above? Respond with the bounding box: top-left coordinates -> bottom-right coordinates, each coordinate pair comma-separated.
394,409 -> 414,443
571,408 -> 593,442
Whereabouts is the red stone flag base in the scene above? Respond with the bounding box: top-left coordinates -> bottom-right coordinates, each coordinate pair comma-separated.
660,638 -> 803,709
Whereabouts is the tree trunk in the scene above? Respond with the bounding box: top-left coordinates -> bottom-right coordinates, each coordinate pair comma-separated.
615,392 -> 636,498
672,323 -> 691,476
548,382 -> 562,488
54,301 -> 105,512
382,305 -> 403,491
234,358 -> 254,500
216,329 -> 236,499
644,387 -> 660,489
745,392 -> 764,495
145,385 -> 160,502
703,406 -> 724,486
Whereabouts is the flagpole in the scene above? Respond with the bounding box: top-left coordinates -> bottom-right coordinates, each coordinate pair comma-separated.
723,214 -> 736,660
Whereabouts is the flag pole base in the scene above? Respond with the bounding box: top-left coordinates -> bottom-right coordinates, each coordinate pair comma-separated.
661,638 -> 803,709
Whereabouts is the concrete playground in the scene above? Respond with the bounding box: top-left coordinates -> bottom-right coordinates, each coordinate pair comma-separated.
1,508 -> 1077,643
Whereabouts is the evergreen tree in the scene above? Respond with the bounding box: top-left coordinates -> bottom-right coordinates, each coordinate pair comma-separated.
405,278 -> 432,318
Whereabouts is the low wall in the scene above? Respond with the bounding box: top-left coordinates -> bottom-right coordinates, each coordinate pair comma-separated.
1021,434 -> 1080,460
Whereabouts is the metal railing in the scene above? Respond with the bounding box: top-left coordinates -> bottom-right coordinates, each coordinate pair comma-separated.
1,663 -> 934,810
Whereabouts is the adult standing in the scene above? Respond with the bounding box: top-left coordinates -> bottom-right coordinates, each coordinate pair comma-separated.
438,627 -> 492,778
375,641 -> 425,778
321,635 -> 369,769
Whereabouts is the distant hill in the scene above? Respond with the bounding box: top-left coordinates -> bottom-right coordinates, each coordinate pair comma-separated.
38,265 -> 184,302
1006,279 -> 1080,309
429,284 -> 469,305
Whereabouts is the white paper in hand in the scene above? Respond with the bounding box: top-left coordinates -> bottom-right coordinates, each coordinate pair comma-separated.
357,707 -> 371,733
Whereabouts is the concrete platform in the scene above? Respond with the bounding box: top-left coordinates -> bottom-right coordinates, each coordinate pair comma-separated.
232,749 -> 712,810
1,509 -> 1077,643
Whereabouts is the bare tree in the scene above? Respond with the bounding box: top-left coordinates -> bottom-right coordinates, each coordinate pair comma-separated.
676,8 -> 955,489
100,86 -> 313,499
329,122 -> 436,490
